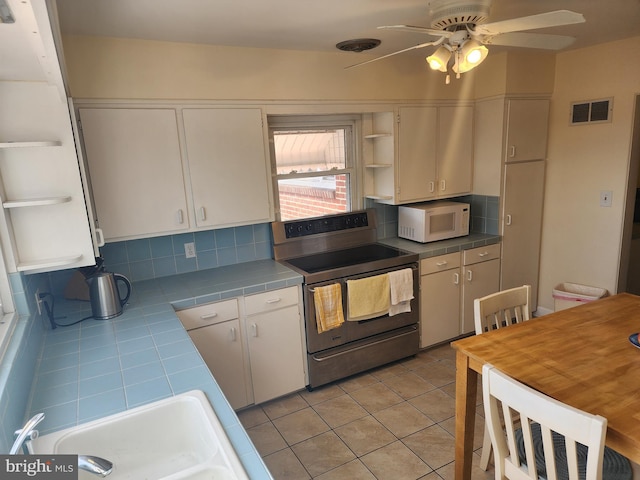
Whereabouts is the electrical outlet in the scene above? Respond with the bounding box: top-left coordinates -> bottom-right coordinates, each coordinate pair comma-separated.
184,242 -> 196,258
34,289 -> 43,316
600,190 -> 613,207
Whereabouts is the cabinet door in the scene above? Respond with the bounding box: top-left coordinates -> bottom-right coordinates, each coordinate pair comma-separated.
397,107 -> 437,203
187,319 -> 249,409
420,267 -> 461,348
505,99 -> 549,162
437,106 -> 473,197
462,258 -> 500,334
246,305 -> 305,404
501,161 -> 545,308
79,109 -> 189,240
182,109 -> 272,228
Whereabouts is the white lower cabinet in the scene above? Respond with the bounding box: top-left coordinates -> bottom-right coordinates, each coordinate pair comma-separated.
461,244 -> 501,334
420,253 -> 461,348
419,244 -> 500,348
177,286 -> 305,409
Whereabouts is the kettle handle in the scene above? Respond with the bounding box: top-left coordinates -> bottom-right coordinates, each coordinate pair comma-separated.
113,274 -> 132,307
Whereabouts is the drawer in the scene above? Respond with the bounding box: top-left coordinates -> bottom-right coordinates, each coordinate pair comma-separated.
462,243 -> 501,266
176,298 -> 239,330
420,252 -> 461,275
244,286 -> 299,316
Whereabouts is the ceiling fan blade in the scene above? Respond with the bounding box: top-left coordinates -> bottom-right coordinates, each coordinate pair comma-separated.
345,40 -> 442,69
475,10 -> 585,36
378,25 -> 453,38
483,32 -> 577,50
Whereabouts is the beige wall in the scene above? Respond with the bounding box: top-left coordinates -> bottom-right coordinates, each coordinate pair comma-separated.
62,34 -> 478,102
538,36 -> 640,310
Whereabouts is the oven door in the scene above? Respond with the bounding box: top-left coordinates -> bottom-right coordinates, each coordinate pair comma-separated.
304,263 -> 419,354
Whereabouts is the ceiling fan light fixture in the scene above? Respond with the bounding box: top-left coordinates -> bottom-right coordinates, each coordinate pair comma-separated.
426,46 -> 450,72
462,39 -> 488,65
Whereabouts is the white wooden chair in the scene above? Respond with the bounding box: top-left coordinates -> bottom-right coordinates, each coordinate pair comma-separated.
474,284 -> 531,335
482,363 -> 608,480
476,285 -> 532,470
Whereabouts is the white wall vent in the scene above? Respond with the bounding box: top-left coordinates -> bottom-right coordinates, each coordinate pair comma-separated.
570,98 -> 613,125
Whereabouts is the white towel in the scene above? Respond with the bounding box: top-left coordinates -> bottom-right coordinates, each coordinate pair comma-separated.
388,268 -> 413,316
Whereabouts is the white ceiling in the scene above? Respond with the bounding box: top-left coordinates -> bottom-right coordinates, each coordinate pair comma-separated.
2,0 -> 640,84
52,0 -> 640,57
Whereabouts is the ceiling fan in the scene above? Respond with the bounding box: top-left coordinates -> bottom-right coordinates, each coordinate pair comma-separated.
347,0 -> 585,81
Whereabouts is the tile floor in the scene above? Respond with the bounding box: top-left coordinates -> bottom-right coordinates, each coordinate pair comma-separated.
238,344 -> 494,480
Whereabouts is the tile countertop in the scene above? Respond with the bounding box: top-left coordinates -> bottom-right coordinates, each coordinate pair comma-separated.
27,259 -> 302,480
379,232 -> 501,258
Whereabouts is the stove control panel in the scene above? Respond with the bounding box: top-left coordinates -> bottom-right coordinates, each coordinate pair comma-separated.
284,211 -> 369,238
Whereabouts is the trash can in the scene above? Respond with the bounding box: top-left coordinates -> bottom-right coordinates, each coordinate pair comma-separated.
552,282 -> 608,311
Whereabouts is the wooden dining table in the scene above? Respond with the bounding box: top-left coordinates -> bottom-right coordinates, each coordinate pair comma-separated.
451,292 -> 640,480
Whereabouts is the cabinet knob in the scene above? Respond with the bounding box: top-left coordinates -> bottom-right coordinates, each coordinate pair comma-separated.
467,270 -> 473,282
176,209 -> 184,224
251,323 -> 258,337
199,207 -> 206,221
454,272 -> 460,285
506,214 -> 512,226
440,179 -> 446,192
509,146 -> 516,158
230,327 -> 237,342
429,181 -> 435,193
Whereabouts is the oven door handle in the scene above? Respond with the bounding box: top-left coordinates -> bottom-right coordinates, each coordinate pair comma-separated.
311,328 -> 416,361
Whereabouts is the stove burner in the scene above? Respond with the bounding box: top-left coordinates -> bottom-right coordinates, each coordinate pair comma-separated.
286,244 -> 410,274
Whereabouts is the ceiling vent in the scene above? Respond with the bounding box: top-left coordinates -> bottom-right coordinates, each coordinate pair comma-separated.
571,98 -> 613,125
336,39 -> 381,52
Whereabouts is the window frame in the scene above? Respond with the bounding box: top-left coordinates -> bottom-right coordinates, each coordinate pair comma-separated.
268,114 -> 362,221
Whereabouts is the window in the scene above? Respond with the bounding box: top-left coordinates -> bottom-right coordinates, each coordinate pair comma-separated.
269,116 -> 358,221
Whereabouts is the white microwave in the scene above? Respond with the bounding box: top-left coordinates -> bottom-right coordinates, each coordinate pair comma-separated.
398,201 -> 470,243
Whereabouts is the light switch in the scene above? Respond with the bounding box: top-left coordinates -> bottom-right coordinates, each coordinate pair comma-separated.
600,190 -> 613,207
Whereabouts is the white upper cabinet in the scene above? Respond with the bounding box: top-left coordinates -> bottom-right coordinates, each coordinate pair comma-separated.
436,105 -> 474,197
397,106 -> 438,203
79,106 -> 273,242
505,99 -> 549,162
182,108 -> 272,228
368,105 -> 473,205
0,82 -> 96,274
79,108 -> 190,241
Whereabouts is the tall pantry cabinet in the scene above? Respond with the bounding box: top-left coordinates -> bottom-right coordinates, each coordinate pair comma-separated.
475,97 -> 549,309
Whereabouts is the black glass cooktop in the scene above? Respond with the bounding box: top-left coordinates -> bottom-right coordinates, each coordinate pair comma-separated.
286,243 -> 412,274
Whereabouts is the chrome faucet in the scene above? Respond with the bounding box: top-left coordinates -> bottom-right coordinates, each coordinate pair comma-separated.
78,455 -> 113,477
10,412 -> 45,454
10,413 -> 113,477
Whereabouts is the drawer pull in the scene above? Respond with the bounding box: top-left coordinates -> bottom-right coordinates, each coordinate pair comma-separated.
467,270 -> 473,282
200,312 -> 218,320
478,252 -> 489,257
266,298 -> 282,304
230,327 -> 236,341
454,272 -> 460,285
436,261 -> 448,267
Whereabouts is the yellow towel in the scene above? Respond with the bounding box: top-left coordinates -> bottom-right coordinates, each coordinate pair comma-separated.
388,268 -> 414,316
314,283 -> 345,333
347,274 -> 390,321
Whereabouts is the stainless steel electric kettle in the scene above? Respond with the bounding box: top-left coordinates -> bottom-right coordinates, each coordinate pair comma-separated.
86,271 -> 131,320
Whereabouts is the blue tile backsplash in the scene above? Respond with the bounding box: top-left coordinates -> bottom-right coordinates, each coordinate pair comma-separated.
98,223 -> 273,282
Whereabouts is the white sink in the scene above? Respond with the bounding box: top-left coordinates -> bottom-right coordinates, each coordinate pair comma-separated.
28,390 -> 248,480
